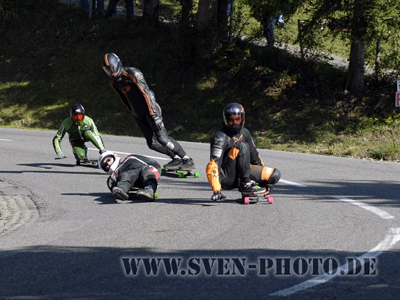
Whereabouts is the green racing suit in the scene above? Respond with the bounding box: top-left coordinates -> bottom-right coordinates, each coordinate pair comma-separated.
52,116 -> 105,161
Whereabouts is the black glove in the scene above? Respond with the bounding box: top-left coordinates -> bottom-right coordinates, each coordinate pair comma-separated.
211,191 -> 226,201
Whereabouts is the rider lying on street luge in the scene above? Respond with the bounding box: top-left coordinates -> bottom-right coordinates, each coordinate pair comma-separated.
52,104 -> 106,164
99,151 -> 161,201
206,103 -> 281,201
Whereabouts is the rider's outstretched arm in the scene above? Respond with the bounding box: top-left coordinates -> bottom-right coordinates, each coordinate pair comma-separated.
53,122 -> 67,159
81,116 -> 105,152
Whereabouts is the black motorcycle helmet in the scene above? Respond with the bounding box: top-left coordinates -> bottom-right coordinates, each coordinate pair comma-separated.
223,103 -> 245,134
70,104 -> 86,124
102,53 -> 123,79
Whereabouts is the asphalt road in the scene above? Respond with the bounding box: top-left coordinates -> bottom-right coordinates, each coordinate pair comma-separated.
0,127 -> 399,300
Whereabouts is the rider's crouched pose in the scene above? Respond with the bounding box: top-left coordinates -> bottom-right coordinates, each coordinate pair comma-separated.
99,151 -> 161,201
206,103 -> 281,201
53,104 -> 106,164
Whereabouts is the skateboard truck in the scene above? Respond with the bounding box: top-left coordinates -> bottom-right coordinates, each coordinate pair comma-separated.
76,159 -> 99,168
240,193 -> 274,205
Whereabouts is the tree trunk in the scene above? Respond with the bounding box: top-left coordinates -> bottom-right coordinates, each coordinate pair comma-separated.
143,0 -> 159,23
196,0 -> 219,57
197,0 -> 218,30
180,0 -> 193,26
347,38 -> 365,97
216,0 -> 235,41
262,9 -> 275,47
375,38 -> 381,81
217,0 -> 228,27
298,19 -> 305,59
227,0 -> 235,41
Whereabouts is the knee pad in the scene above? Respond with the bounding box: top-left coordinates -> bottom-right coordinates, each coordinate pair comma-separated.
269,169 -> 281,184
260,167 -> 281,185
157,135 -> 175,151
142,165 -> 160,181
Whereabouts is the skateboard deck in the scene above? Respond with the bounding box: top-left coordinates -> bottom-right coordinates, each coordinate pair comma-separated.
161,167 -> 200,178
238,192 -> 274,205
76,159 -> 99,168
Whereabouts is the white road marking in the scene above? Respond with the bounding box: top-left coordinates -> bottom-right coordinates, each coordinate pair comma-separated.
88,148 -> 169,160
334,196 -> 395,220
270,227 -> 400,297
0,139 -> 12,142
280,180 -> 395,220
271,180 -> 397,297
280,179 -> 308,188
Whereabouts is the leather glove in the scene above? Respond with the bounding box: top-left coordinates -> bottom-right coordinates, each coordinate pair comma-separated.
211,191 -> 226,201
55,151 -> 67,159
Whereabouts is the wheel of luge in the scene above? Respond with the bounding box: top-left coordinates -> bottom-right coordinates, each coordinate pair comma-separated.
265,195 -> 273,204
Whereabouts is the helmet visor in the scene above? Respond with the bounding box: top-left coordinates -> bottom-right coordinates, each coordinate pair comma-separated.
72,113 -> 84,123
102,65 -> 122,78
102,65 -> 112,77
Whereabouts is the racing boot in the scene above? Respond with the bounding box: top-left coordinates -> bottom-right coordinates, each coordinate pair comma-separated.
83,145 -> 89,162
265,184 -> 273,195
240,180 -> 266,197
112,187 -> 129,200
179,157 -> 195,170
163,157 -> 182,170
136,186 -> 155,202
74,153 -> 81,166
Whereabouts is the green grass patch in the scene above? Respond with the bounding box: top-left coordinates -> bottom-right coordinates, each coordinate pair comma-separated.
0,0 -> 399,162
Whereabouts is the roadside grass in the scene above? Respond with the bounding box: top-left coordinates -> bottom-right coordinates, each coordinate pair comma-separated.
0,0 -> 399,162
256,124 -> 400,162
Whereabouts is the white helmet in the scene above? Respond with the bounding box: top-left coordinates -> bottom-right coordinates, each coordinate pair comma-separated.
99,151 -> 120,173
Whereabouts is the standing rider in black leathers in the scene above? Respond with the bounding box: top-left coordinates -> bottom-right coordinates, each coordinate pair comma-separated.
206,103 -> 281,201
102,53 -> 196,171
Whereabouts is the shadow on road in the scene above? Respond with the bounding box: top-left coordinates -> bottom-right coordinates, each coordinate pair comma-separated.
0,163 -> 104,175
0,245 -> 398,299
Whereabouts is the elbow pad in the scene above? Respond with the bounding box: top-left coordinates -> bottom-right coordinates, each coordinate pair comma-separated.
206,158 -> 221,193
